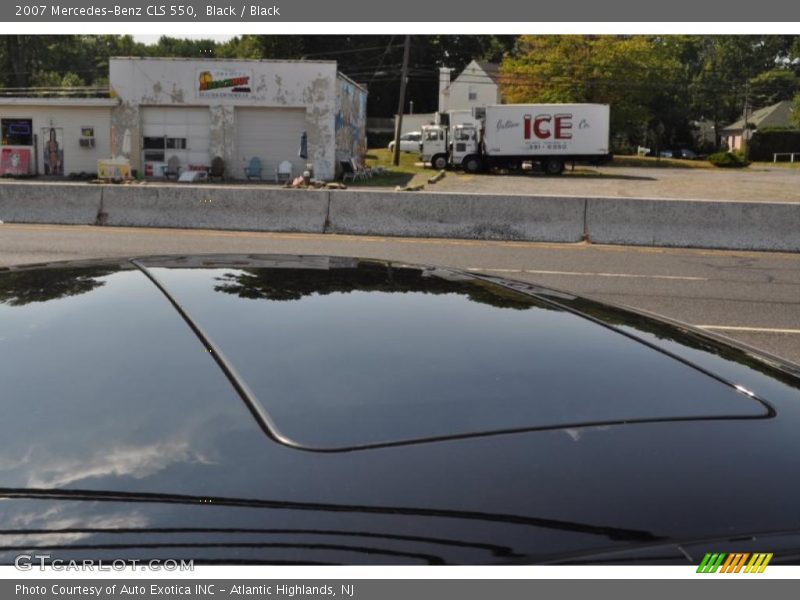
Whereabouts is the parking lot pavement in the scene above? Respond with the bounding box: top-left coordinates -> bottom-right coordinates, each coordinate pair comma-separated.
422,164 -> 800,202
1,223 -> 798,364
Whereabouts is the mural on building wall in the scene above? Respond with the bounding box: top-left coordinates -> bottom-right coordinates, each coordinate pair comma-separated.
42,127 -> 64,176
335,77 -> 367,161
197,69 -> 253,98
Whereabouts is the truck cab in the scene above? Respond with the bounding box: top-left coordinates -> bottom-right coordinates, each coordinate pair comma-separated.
451,124 -> 482,172
420,125 -> 449,170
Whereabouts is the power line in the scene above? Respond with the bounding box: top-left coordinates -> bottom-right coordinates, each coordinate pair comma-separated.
369,36 -> 395,84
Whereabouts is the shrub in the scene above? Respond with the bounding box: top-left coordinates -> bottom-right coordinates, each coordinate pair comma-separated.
708,151 -> 750,168
748,129 -> 800,161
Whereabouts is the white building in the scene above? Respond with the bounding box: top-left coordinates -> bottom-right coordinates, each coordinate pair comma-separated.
0,98 -> 116,177
438,60 -> 501,114
110,57 -> 367,181
0,57 -> 367,181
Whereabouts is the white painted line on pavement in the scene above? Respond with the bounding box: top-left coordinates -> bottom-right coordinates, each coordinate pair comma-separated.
697,325 -> 800,335
467,268 -> 707,281
467,268 -> 799,335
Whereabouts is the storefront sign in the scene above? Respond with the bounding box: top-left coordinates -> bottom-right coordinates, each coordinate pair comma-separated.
197,69 -> 253,98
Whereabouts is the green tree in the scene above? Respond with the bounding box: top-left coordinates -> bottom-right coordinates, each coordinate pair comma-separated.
500,35 -> 688,150
30,70 -> 62,87
748,69 -> 800,107
0,35 -> 148,90
60,72 -> 84,87
687,36 -> 797,132
147,36 -> 217,58
793,93 -> 800,128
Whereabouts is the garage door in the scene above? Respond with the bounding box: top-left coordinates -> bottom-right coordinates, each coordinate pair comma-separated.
141,107 -> 211,173
236,107 -> 306,180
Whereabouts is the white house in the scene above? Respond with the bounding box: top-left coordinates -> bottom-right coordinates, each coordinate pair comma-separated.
438,60 -> 502,113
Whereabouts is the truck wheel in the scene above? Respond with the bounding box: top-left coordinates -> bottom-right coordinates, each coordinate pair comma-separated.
544,158 -> 565,175
463,156 -> 482,174
432,155 -> 448,170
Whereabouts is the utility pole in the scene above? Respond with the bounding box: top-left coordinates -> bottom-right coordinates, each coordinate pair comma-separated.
741,80 -> 751,161
392,35 -> 411,167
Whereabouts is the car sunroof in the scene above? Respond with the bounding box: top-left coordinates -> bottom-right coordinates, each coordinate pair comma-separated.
141,256 -> 768,451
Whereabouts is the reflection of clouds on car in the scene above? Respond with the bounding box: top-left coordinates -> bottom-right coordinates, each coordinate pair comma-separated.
20,440 -> 214,490
0,504 -> 149,549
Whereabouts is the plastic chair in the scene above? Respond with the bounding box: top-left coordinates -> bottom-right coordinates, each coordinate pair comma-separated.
340,160 -> 356,183
276,160 -> 293,184
162,156 -> 181,179
351,158 -> 371,181
244,157 -> 263,180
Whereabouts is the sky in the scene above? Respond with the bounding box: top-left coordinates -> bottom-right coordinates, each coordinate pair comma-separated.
133,35 -> 236,45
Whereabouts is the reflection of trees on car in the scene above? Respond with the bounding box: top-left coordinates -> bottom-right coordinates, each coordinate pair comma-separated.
0,267 -> 116,306
212,262 -> 541,310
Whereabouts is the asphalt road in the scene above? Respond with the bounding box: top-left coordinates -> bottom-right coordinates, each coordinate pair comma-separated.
420,164 -> 800,202
1,222 -> 799,364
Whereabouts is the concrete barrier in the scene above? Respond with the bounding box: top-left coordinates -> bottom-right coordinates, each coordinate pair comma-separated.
2,181 -> 799,252
0,182 -> 101,225
586,197 -> 800,252
101,185 -> 329,233
328,191 -> 587,242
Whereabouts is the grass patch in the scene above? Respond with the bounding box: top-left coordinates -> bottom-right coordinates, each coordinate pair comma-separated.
351,148 -> 431,188
612,155 -> 714,169
752,161 -> 800,168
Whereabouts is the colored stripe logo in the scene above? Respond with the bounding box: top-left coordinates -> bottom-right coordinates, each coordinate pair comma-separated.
697,552 -> 773,573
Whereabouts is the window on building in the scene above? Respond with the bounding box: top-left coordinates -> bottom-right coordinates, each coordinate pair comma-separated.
468,87 -> 478,101
166,138 -> 187,150
2,119 -> 33,146
143,136 -> 187,161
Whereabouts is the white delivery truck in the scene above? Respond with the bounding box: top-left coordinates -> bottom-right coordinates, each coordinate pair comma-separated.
421,103 -> 611,175
420,110 -> 476,170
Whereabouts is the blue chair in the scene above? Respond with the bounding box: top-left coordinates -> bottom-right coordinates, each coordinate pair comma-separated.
244,157 -> 263,180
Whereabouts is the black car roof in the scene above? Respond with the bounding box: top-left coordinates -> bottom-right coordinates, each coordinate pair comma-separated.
0,255 -> 788,451
1,254 -> 799,564
135,254 -> 768,451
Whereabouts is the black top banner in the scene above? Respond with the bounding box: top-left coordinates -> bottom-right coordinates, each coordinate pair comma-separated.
3,0 -> 800,21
